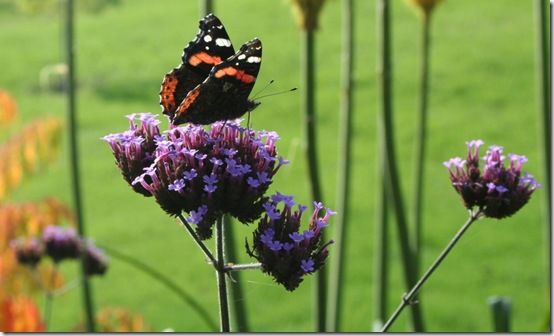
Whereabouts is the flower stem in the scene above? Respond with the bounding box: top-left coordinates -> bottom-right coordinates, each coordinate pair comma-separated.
224,263 -> 262,272
301,26 -> 326,332
411,12 -> 432,278
63,0 -> 95,331
200,0 -> 213,16
327,0 -> 354,331
97,243 -> 218,330
177,214 -> 219,270
373,169 -> 390,330
377,0 -> 424,330
223,214 -> 250,331
381,210 -> 482,332
43,264 -> 58,331
215,216 -> 230,332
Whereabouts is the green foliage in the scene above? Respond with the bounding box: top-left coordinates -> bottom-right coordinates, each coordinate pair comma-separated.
12,0 -> 120,15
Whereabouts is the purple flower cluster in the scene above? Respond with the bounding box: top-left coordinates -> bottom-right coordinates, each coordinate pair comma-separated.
83,241 -> 109,276
444,140 -> 540,218
43,225 -> 81,262
112,118 -> 288,239
103,113 -> 161,196
11,237 -> 43,267
247,193 -> 334,291
10,225 -> 108,277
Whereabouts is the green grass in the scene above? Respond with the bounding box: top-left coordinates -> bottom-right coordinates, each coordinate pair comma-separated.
0,0 -> 549,332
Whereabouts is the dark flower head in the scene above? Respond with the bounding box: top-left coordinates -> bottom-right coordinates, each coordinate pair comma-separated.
247,193 -> 334,291
103,113 -> 161,196
42,225 -> 81,263
83,241 -> 108,277
10,237 -> 43,267
131,120 -> 287,239
444,140 -> 540,219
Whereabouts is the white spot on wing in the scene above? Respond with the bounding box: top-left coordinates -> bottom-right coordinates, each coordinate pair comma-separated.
217,25 -> 224,29
205,46 -> 210,50
247,56 -> 261,63
215,38 -> 232,47
238,54 -> 246,60
203,35 -> 212,42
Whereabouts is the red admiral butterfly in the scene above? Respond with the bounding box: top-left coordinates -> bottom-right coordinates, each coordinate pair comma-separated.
160,14 -> 262,125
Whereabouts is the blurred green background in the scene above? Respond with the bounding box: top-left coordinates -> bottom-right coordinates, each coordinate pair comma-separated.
0,0 -> 549,332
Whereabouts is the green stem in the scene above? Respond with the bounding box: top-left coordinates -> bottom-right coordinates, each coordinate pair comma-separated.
177,214 -> 219,270
224,263 -> 262,272
535,0 -> 551,252
223,215 -> 249,331
43,264 -> 58,331
301,27 -> 326,332
377,0 -> 424,331
97,243 -> 218,330
200,0 -> 213,16
215,216 -> 230,332
373,167 -> 390,330
381,211 -> 482,332
411,12 -> 431,278
64,0 -> 95,331
327,0 -> 353,331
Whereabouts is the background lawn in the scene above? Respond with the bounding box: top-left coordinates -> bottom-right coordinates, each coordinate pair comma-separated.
0,0 -> 549,332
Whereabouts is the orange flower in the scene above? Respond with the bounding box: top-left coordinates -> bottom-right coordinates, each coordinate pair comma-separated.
0,90 -> 17,125
0,296 -> 45,332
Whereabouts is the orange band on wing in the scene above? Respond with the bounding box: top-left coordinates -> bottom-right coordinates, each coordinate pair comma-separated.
176,88 -> 201,115
188,52 -> 223,66
160,73 -> 179,111
214,67 -> 256,84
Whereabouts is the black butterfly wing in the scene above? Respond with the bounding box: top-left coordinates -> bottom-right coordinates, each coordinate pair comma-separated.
172,38 -> 262,125
160,13 -> 235,120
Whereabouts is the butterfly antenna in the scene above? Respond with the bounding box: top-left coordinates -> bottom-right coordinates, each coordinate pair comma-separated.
251,79 -> 275,100
255,87 -> 297,100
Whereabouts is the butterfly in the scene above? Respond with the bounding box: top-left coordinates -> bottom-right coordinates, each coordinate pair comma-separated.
160,13 -> 262,125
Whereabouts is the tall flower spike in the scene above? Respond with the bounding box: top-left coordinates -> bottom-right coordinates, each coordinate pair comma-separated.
444,140 -> 540,219
42,225 -> 81,263
247,193 -> 334,291
129,120 -> 287,239
103,113 -> 161,196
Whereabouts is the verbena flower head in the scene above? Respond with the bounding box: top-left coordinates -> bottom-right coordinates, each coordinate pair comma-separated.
247,193 -> 334,291
42,225 -> 81,263
10,237 -> 43,267
103,113 -> 161,196
444,140 -> 540,219
83,241 -> 108,277
131,120 -> 287,239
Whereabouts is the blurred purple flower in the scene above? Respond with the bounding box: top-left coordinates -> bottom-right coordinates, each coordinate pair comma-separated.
103,113 -> 161,196
444,140 -> 540,219
83,241 -> 109,277
42,225 -> 81,263
247,194 -> 334,291
10,237 -> 43,267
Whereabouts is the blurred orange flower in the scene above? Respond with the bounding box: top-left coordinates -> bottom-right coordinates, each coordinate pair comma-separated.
0,90 -> 17,125
0,296 -> 45,332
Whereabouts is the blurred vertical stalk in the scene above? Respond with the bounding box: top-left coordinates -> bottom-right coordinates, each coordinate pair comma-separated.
223,215 -> 249,331
411,11 -> 431,277
326,0 -> 353,331
64,0 -> 95,331
376,0 -> 424,331
535,0 -> 551,250
290,0 -> 327,330
373,167 -> 390,330
488,297 -> 512,332
301,27 -> 326,331
200,0 -> 213,15
215,216 -> 230,332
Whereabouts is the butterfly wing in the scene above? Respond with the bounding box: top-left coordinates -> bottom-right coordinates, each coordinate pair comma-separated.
160,13 -> 235,120
172,38 -> 262,125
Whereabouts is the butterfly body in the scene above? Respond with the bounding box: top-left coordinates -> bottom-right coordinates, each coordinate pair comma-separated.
160,14 -> 262,125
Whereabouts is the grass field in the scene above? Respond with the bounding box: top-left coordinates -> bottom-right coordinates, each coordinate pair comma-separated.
0,0 -> 550,332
